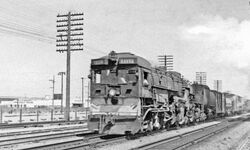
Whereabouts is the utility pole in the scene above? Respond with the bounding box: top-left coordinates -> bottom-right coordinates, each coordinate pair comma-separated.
56,12 -> 84,121
158,55 -> 173,71
58,72 -> 65,112
88,80 -> 90,108
81,77 -> 85,108
49,75 -> 55,107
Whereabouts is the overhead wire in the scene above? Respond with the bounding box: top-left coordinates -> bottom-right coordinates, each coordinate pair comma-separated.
0,1 -> 108,56
0,23 -> 54,40
0,1 -> 56,36
0,4 -> 51,29
0,22 -> 106,56
9,3 -> 106,54
0,27 -> 54,44
0,12 -> 55,43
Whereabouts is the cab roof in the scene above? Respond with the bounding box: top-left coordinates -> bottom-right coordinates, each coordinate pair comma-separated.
95,51 -> 152,69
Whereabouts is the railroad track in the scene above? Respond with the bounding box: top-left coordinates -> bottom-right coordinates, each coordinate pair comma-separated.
237,136 -> 250,150
1,119 -> 242,150
13,122 -> 226,150
0,119 -> 86,129
0,125 -> 92,149
0,124 -> 87,137
19,134 -> 125,150
131,121 -> 240,150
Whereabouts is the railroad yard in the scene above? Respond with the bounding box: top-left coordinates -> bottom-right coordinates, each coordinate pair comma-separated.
0,114 -> 249,150
1,1 -> 250,150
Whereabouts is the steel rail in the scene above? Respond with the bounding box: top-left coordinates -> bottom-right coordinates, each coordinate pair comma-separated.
0,124 -> 87,137
0,128 -> 91,147
0,119 -> 86,129
59,136 -> 126,150
132,121 -> 240,150
53,122 -> 225,150
175,121 -> 240,150
237,137 -> 250,150
17,122 -> 223,150
18,134 -> 124,150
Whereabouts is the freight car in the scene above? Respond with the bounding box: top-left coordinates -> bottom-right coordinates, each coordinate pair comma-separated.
190,84 -> 225,119
87,51 -> 244,135
223,92 -> 244,115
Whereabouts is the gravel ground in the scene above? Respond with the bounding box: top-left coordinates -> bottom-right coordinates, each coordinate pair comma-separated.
185,121 -> 250,150
96,121 -> 220,150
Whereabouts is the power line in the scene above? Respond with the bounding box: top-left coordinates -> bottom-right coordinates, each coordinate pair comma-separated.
0,10 -> 106,56
0,18 -> 50,34
0,27 -> 54,44
0,24 -> 54,40
0,3 -> 54,34
0,23 -> 106,56
0,3 -> 107,55
0,23 -> 54,44
0,20 -> 107,55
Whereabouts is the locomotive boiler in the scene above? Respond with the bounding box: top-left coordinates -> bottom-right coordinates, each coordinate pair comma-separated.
87,51 -> 190,135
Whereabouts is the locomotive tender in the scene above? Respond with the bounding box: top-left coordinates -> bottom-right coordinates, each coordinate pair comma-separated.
87,51 -> 243,135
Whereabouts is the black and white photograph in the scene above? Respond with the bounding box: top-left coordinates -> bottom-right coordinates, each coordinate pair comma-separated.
0,0 -> 250,150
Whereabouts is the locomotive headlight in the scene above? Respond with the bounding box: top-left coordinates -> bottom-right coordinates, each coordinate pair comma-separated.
109,89 -> 116,97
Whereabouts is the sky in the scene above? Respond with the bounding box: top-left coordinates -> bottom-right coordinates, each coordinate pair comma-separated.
0,0 -> 250,101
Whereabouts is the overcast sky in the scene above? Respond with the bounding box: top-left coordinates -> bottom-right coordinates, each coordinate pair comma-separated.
0,0 -> 250,100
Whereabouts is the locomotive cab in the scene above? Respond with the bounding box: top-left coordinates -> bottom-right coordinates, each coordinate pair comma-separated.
88,51 -> 150,135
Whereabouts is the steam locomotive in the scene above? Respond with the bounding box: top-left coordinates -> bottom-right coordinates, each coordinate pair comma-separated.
87,51 -> 244,135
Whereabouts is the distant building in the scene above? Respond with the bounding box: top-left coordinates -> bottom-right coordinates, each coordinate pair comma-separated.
195,72 -> 207,85
0,96 -> 88,108
0,97 -> 19,108
0,96 -> 61,108
214,80 -> 222,92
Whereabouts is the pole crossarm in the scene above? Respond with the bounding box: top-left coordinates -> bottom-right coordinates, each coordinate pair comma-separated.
56,43 -> 83,47
57,13 -> 84,17
57,24 -> 68,28
56,11 -> 84,121
57,19 -> 69,23
57,18 -> 83,23
57,28 -> 83,32
56,48 -> 83,53
56,38 -> 83,42
57,23 -> 84,28
56,33 -> 84,37
70,18 -> 84,22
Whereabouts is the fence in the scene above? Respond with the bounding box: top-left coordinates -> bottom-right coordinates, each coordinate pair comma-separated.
0,107 -> 89,124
